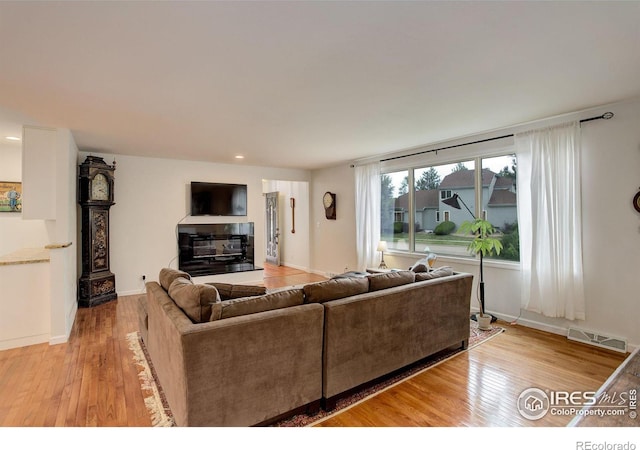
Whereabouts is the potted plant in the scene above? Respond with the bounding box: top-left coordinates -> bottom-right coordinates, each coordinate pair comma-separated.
458,218 -> 503,330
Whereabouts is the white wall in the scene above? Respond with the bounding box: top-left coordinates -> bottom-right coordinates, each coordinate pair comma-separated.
22,126 -> 57,220
78,152 -> 311,295
310,98 -> 640,348
575,98 -> 640,347
0,262 -> 50,350
310,163 -> 358,277
0,126 -> 78,349
48,129 -> 78,343
0,144 -> 21,180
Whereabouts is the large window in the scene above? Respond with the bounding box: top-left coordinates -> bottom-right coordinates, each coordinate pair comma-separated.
380,154 -> 519,261
381,170 -> 408,252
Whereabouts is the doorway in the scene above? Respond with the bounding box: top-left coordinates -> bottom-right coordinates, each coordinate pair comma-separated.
262,180 -> 310,272
265,191 -> 280,266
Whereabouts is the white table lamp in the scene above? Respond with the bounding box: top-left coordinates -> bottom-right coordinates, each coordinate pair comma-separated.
377,241 -> 388,269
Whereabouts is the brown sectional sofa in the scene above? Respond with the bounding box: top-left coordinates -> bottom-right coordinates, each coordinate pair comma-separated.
140,267 -> 473,426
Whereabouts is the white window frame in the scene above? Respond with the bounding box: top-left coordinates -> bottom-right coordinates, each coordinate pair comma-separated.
379,146 -> 518,262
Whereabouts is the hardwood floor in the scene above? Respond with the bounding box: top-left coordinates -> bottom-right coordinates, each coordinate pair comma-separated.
261,263 -> 327,290
0,265 -> 628,427
315,324 -> 626,427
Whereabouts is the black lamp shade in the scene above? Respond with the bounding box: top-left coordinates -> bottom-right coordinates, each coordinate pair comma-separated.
442,194 -> 461,209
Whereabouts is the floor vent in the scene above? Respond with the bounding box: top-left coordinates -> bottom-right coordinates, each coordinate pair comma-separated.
567,327 -> 627,353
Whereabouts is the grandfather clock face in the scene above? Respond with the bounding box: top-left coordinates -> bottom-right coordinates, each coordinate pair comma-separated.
91,174 -> 110,201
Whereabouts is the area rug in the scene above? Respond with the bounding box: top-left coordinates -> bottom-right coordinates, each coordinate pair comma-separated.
126,321 -> 504,427
126,332 -> 176,427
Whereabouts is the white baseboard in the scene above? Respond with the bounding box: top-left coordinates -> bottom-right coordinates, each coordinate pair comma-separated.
310,268 -> 326,276
0,333 -> 49,351
492,311 -> 569,337
118,289 -> 147,297
49,334 -> 69,345
490,310 -> 639,352
279,262 -> 310,272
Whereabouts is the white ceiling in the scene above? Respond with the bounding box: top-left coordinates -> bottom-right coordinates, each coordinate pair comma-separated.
1,1 -> 639,169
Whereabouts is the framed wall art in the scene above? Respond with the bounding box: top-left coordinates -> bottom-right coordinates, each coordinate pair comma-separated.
0,181 -> 22,212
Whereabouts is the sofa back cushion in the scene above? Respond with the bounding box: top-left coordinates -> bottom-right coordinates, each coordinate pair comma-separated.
303,277 -> 369,304
414,266 -> 454,282
368,270 -> 415,292
206,282 -> 267,301
159,268 -> 191,291
210,288 -> 304,321
168,277 -> 221,323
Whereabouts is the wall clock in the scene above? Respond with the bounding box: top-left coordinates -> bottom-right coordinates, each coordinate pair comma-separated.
78,156 -> 117,307
633,189 -> 640,214
323,191 -> 336,220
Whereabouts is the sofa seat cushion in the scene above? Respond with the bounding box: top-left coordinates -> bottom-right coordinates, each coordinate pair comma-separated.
367,270 -> 416,292
206,282 -> 267,300
414,266 -> 454,281
168,277 -> 221,323
159,267 -> 192,291
210,288 -> 304,321
303,277 -> 369,304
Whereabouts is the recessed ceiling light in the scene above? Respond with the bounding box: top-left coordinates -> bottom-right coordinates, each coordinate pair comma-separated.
235,155 -> 245,159
5,136 -> 20,141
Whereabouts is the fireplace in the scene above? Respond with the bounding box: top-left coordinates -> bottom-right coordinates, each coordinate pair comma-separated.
178,222 -> 257,277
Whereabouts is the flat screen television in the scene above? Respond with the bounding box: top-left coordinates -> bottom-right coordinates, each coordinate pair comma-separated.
190,182 -> 248,216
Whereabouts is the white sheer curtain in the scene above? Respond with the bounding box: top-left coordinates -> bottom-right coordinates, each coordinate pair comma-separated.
355,162 -> 381,271
516,121 -> 585,320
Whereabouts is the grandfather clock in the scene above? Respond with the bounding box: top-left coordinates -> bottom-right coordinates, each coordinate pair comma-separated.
78,156 -> 116,307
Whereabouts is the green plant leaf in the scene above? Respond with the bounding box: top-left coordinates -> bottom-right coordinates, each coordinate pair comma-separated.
459,218 -> 503,257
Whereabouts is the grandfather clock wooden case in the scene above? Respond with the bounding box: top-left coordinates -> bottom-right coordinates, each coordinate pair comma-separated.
78,156 -> 116,307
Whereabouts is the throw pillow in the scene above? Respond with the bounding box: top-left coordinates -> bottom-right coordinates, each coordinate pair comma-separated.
210,288 -> 304,321
159,267 -> 191,291
409,260 -> 429,273
168,277 -> 221,323
303,277 -> 369,304
368,270 -> 416,292
206,282 -> 233,300
414,266 -> 454,282
229,284 -> 267,299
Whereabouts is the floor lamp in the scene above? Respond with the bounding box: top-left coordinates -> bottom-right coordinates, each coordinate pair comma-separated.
442,193 -> 496,323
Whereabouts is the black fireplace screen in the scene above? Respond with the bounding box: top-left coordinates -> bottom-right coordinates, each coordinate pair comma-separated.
178,222 -> 256,276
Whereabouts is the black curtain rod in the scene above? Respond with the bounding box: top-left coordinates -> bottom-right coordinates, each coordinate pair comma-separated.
379,111 -> 614,163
